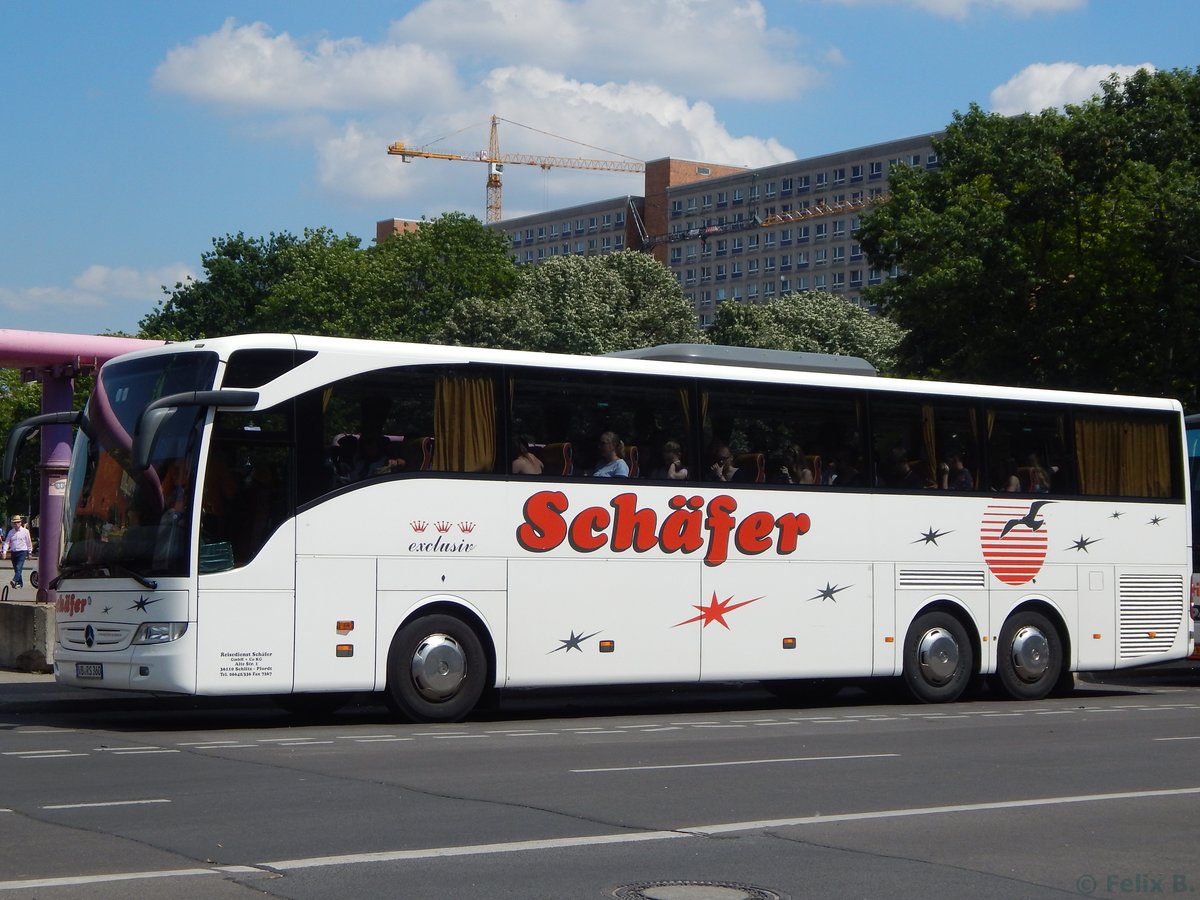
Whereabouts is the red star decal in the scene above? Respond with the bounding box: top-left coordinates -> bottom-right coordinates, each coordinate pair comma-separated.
674,592 -> 762,629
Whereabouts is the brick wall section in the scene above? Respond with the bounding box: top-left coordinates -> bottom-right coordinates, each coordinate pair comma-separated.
643,158 -> 748,264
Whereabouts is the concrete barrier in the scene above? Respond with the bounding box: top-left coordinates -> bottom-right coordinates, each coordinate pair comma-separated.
0,602 -> 55,672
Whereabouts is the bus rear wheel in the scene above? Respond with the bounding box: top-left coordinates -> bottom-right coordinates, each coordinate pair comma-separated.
995,611 -> 1063,701
902,610 -> 973,703
386,614 -> 486,723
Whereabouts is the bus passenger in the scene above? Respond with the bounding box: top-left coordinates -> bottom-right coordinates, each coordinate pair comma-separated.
708,445 -> 739,483
938,451 -> 974,490
651,440 -> 689,480
592,432 -> 629,477
512,435 -> 545,475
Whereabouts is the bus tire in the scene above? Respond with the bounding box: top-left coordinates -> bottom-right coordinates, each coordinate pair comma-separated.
386,614 -> 486,723
902,610 -> 973,703
995,611 -> 1063,701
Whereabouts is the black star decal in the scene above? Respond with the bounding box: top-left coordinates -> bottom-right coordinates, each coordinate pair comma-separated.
549,629 -> 600,653
102,606 -> 112,614
808,582 -> 851,603
1148,516 -> 1165,526
913,527 -> 951,545
1109,511 -> 1124,519
1068,535 -> 1100,552
129,595 -> 162,612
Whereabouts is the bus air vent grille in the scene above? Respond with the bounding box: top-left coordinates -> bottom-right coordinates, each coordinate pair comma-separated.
59,623 -> 136,650
1117,573 -> 1184,659
897,569 -> 986,590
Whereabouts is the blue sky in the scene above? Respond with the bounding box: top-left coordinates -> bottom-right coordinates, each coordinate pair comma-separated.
2,0 -> 1196,336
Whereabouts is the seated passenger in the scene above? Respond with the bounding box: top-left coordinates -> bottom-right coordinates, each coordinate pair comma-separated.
651,440 -> 689,480
938,451 -> 974,490
511,435 -> 544,475
591,431 -> 629,478
707,445 -> 739,483
776,444 -> 815,485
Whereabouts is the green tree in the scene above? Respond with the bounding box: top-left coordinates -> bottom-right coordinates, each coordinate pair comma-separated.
859,67 -> 1200,402
708,290 -> 906,373
141,214 -> 517,343
439,250 -> 703,354
140,231 -> 303,340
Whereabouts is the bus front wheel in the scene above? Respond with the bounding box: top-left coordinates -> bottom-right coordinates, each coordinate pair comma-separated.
902,611 -> 974,703
386,614 -> 486,723
995,611 -> 1063,701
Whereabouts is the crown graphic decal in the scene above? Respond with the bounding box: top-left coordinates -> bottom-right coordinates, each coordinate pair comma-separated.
434,521 -> 453,533
410,520 -> 428,533
458,522 -> 476,533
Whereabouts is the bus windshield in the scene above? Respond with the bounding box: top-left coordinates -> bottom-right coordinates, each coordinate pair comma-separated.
61,351 -> 219,578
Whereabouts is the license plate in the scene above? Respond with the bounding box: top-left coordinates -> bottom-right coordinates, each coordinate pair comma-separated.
76,663 -> 103,680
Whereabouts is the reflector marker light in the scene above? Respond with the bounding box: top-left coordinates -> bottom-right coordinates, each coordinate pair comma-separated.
782,637 -> 797,650
336,644 -> 354,657
599,640 -> 615,653
336,620 -> 354,634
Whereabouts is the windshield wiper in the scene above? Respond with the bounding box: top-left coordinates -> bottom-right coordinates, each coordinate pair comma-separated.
49,562 -> 159,591
48,563 -> 109,590
106,563 -> 159,591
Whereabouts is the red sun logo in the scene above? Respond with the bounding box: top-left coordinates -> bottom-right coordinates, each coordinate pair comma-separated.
980,501 -> 1051,586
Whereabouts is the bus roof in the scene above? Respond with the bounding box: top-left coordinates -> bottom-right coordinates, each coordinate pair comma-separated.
606,343 -> 877,377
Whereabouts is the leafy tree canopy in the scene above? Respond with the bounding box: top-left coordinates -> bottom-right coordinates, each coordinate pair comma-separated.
859,66 -> 1200,402
438,250 -> 705,354
139,213 -> 518,343
708,290 -> 906,374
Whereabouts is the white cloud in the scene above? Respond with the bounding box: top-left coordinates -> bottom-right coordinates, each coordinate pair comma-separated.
989,62 -> 1155,115
389,0 -> 816,102
152,5 -> 805,216
0,264 -> 195,334
152,18 -> 462,111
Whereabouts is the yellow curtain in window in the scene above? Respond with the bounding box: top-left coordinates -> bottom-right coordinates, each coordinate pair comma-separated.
1074,417 -> 1170,498
921,404 -> 937,486
433,376 -> 496,473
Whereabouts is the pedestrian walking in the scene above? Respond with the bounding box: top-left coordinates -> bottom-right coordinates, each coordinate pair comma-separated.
2,515 -> 33,589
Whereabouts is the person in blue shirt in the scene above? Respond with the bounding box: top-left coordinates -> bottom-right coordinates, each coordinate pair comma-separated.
592,432 -> 629,478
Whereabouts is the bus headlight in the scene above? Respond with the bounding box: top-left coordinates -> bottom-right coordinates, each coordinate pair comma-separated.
132,622 -> 189,644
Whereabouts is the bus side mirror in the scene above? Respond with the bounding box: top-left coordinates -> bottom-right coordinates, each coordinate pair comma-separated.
132,390 -> 259,472
2,410 -> 83,486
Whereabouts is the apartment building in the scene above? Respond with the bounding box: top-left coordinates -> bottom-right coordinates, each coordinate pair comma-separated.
381,132 -> 941,324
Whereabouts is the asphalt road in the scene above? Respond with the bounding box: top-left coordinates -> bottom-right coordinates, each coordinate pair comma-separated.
1,664 -> 1198,899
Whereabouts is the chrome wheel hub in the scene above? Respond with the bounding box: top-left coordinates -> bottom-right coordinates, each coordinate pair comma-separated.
1010,626 -> 1050,682
410,633 -> 467,701
917,627 -> 960,685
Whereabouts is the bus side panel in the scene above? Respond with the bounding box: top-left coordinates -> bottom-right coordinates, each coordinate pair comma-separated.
1077,565 -> 1116,670
195,525 -> 297,694
294,556 -> 377,691
698,561 -> 874,680
505,558 -> 699,687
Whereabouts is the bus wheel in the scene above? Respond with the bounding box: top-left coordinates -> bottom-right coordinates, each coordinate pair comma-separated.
386,614 -> 485,723
902,611 -> 973,703
995,611 -> 1062,701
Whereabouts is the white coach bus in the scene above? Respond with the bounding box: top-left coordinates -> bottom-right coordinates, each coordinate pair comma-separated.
6,335 -> 1192,721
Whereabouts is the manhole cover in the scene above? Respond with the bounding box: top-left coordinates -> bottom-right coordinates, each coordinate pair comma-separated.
613,881 -> 785,900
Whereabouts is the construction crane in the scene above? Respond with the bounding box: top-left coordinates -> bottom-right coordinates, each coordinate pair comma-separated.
387,115 -> 644,223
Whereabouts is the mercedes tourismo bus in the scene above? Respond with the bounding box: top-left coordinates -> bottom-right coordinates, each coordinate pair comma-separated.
7,335 -> 1192,721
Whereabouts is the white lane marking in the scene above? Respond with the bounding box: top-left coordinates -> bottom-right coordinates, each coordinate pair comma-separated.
95,746 -> 162,752
278,741 -> 335,747
354,738 -> 414,743
110,750 -> 180,755
42,799 -> 170,810
572,753 -> 899,773
7,785 -> 1200,889
263,830 -> 686,870
4,750 -> 88,759
1154,736 -> 1200,742
682,786 -> 1200,834
504,732 -> 560,737
431,734 -> 488,740
177,741 -> 241,747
